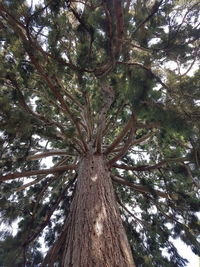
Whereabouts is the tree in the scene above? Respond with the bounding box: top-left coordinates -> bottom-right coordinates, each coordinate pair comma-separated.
0,0 -> 200,266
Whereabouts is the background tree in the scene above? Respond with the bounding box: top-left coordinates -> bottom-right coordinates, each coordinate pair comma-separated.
0,0 -> 200,266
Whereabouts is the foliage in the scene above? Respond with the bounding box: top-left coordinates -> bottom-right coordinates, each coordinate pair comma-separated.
0,0 -> 200,266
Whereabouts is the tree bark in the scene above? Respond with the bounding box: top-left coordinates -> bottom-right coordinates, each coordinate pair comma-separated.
63,153 -> 135,267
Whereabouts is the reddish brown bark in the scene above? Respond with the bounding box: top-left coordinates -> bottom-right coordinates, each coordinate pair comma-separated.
63,153 -> 135,267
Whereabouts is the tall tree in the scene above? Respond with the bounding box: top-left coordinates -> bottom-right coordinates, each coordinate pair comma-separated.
0,0 -> 200,266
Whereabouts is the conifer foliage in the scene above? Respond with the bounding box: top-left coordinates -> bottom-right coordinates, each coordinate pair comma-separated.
0,0 -> 200,266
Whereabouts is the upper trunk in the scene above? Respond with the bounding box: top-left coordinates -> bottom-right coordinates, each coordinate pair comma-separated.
62,153 -> 135,267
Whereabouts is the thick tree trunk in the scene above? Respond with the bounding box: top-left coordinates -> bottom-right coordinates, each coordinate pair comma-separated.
63,153 -> 135,267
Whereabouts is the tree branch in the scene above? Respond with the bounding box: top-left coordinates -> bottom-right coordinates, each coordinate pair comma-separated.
183,164 -> 200,189
116,193 -> 148,227
54,76 -> 84,110
113,0 -> 124,57
108,124 -> 136,166
106,127 -> 155,153
112,175 -> 176,199
112,157 -> 187,172
41,219 -> 69,267
104,113 -> 136,155
8,76 -> 66,138
117,61 -> 170,91
15,176 -> 44,192
103,101 -> 127,138
26,150 -> 75,161
23,176 -> 76,247
133,0 -> 164,35
130,130 -> 157,147
0,165 -> 76,182
1,7 -> 88,152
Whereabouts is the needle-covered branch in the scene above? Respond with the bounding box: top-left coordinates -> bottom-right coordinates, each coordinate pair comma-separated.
41,220 -> 69,267
15,176 -> 44,192
23,176 -> 76,247
117,61 -> 170,91
104,114 -> 136,155
0,5 -> 88,152
0,165 -> 76,181
26,150 -> 75,161
112,175 -> 176,199
112,157 -> 187,172
54,76 -> 84,111
105,131 -> 153,156
108,125 -> 136,166
103,102 -> 127,138
7,76 -> 66,137
130,130 -> 157,147
133,0 -> 164,35
116,194 -> 147,226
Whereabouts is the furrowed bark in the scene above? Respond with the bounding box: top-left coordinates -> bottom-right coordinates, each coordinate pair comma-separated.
63,153 -> 135,267
95,78 -> 115,154
113,0 -> 124,56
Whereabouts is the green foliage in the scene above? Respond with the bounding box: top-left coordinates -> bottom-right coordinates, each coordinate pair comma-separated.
0,0 -> 200,266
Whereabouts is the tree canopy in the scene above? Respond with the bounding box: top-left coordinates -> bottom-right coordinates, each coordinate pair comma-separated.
0,0 -> 200,266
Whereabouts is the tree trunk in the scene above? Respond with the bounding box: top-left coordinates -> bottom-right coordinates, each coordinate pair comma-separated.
62,153 -> 135,267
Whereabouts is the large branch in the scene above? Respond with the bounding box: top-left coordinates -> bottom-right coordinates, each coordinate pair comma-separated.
0,165 -> 76,182
103,101 -> 127,138
8,76 -> 66,137
104,114 -> 136,155
54,76 -> 84,111
112,157 -> 187,172
112,175 -> 176,199
130,130 -> 157,148
116,193 -> 149,226
101,1 -> 115,64
108,125 -> 136,166
69,5 -> 94,59
105,131 -> 155,153
92,0 -> 124,79
15,176 -> 44,192
27,59 -> 88,152
41,219 -> 69,266
23,3 -> 82,72
0,5 -> 88,152
23,176 -> 76,247
26,150 -> 75,161
113,0 -> 124,56
117,61 -> 170,91
133,0 -> 164,35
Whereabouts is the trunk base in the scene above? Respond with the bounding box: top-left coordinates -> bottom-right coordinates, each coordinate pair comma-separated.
63,154 -> 135,267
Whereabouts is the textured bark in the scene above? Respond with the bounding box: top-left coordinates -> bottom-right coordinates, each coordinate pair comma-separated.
63,153 -> 135,267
